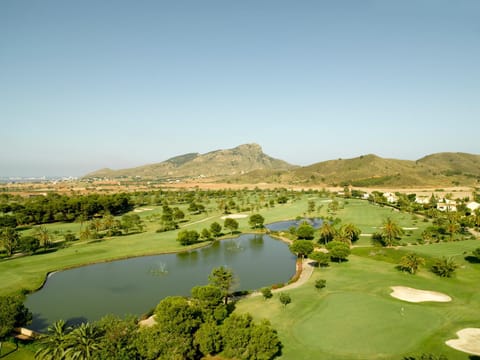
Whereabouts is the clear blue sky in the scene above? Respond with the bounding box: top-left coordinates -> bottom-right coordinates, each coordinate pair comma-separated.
1,0 -> 479,177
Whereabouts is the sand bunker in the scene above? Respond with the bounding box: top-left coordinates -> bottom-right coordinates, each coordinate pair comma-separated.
390,286 -> 452,303
221,214 -> 248,219
446,328 -> 480,355
134,208 -> 153,213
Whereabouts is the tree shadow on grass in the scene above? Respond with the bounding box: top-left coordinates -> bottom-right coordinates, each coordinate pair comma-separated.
0,341 -> 18,358
464,256 -> 480,264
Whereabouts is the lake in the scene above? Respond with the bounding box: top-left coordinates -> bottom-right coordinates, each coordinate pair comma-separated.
265,218 -> 323,232
26,234 -> 295,332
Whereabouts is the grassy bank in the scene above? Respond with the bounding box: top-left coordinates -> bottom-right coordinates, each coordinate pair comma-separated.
235,242 -> 480,359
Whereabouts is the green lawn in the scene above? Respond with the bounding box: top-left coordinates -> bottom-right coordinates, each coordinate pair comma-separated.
0,342 -> 35,360
2,195 -> 479,360
235,252 -> 480,359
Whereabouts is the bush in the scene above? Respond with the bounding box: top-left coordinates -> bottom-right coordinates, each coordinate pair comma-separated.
326,241 -> 351,262
309,252 -> 330,267
261,287 -> 273,300
431,257 -> 458,277
315,279 -> 326,290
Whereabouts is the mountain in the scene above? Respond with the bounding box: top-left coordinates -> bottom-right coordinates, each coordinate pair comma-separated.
86,148 -> 480,187
84,144 -> 296,179
229,152 -> 480,187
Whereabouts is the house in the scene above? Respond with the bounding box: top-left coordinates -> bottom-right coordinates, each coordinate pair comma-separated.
437,198 -> 457,212
383,192 -> 398,204
415,196 -> 430,205
467,201 -> 480,212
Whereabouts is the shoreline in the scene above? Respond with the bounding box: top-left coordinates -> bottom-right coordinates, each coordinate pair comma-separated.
21,229 -> 288,296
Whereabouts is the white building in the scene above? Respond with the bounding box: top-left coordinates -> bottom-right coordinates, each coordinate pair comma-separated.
383,192 -> 398,204
437,198 -> 457,212
467,201 -> 480,212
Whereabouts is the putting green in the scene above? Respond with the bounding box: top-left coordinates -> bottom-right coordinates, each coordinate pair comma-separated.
294,291 -> 443,357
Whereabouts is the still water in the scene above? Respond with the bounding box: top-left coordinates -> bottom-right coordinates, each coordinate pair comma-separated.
265,218 -> 323,232
26,234 -> 295,331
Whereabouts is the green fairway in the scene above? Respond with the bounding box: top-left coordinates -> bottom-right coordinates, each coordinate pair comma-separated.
2,193 -> 479,360
295,292 -> 442,357
235,253 -> 480,359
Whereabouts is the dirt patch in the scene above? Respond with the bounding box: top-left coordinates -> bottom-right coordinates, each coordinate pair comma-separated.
221,214 -> 248,219
446,328 -> 480,355
390,286 -> 452,303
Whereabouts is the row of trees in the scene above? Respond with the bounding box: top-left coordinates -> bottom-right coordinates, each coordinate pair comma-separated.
177,214 -> 268,246
397,252 -> 461,278
34,267 -> 281,360
0,213 -> 145,258
0,193 -> 133,226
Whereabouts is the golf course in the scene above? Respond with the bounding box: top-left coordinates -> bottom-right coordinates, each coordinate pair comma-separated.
1,191 -> 479,359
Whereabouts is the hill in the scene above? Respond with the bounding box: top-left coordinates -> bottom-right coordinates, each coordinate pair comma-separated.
84,143 -> 296,179
228,152 -> 480,187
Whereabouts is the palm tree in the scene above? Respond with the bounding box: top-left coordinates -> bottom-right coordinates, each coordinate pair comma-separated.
398,253 -> 425,274
381,218 -> 404,247
65,323 -> 102,360
34,225 -> 51,251
35,319 -> 71,360
445,219 -> 460,241
339,223 -> 361,244
319,222 -> 336,245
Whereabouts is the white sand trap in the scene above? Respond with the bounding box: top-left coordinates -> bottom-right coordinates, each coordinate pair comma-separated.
221,214 -> 248,219
134,208 -> 153,213
446,328 -> 480,355
390,286 -> 452,303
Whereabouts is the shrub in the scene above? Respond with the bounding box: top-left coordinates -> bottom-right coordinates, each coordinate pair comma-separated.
315,279 -> 326,290
431,257 -> 458,277
261,287 -> 273,300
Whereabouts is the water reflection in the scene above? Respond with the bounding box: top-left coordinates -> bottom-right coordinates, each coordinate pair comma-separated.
26,234 -> 295,332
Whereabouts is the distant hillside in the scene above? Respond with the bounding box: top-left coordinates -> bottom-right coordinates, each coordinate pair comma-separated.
85,144 -> 296,179
228,152 -> 480,187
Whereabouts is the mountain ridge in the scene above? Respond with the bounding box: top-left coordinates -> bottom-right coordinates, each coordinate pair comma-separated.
84,145 -> 480,187
84,143 -> 296,179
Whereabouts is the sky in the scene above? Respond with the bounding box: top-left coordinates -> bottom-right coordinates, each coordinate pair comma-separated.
1,0 -> 479,177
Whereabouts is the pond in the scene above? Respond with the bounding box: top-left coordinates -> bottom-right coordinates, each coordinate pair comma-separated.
265,218 -> 323,232
26,234 -> 295,332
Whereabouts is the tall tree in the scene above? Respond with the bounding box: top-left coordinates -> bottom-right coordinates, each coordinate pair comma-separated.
296,222 -> 315,240
339,223 -> 361,244
289,240 -> 314,258
319,222 -> 336,245
248,214 -> 265,229
208,266 -> 234,304
224,218 -> 239,234
0,227 -> 19,257
381,218 -> 404,247
210,222 -> 222,237
326,241 -> 351,262
34,225 -> 51,251
0,295 -> 32,340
